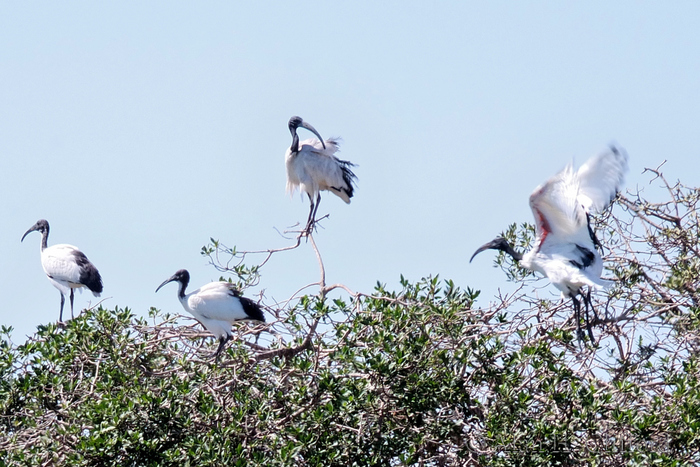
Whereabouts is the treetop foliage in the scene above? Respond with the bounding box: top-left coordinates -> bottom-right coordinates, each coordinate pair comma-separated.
1,167 -> 699,466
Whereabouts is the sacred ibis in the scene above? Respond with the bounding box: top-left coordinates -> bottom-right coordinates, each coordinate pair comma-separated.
286,116 -> 357,234
470,146 -> 629,342
21,219 -> 103,322
155,269 -> 265,361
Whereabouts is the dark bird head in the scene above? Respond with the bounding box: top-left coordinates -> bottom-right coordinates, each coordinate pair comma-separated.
470,237 -> 523,263
288,116 -> 326,150
22,219 -> 51,250
156,269 -> 190,297
21,219 -> 49,242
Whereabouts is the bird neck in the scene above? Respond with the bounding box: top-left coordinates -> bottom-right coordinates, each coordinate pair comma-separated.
177,280 -> 188,300
492,241 -> 523,262
506,246 -> 523,262
290,131 -> 299,155
40,229 -> 49,251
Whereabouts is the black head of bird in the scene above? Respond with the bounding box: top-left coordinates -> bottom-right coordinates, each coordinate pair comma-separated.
21,219 -> 50,244
155,269 -> 190,296
470,237 -> 523,263
288,116 -> 326,151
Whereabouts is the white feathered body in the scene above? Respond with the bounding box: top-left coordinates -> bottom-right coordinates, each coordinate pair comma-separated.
523,147 -> 628,298
178,281 -> 260,340
286,138 -> 353,203
41,243 -> 102,296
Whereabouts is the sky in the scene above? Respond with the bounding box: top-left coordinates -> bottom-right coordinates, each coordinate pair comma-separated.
1,2 -> 699,343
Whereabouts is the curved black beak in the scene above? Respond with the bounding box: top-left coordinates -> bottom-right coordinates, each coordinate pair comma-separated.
470,242 -> 494,263
21,223 -> 39,242
470,237 -> 523,263
155,275 -> 178,293
299,120 -> 326,150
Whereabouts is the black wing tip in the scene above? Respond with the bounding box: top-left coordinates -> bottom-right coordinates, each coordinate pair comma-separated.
339,161 -> 358,197
75,254 -> 103,293
84,271 -> 103,294
89,279 -> 104,294
239,296 -> 266,322
226,284 -> 265,322
337,158 -> 357,168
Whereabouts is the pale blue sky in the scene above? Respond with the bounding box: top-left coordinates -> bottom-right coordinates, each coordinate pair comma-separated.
1,2 -> 698,341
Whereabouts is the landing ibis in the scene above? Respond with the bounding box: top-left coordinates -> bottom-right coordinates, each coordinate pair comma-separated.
470,146 -> 629,342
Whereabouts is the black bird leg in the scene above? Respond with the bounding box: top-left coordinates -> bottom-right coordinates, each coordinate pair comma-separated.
571,295 -> 585,343
213,335 -> 232,362
311,192 -> 322,229
70,289 -> 75,319
304,192 -> 323,235
582,294 -> 595,345
583,289 -> 598,345
59,293 -> 65,322
586,288 -> 599,323
305,194 -> 315,234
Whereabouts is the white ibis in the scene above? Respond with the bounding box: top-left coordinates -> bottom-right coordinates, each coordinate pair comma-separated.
155,269 -> 265,361
286,116 -> 357,234
21,219 -> 103,322
470,146 -> 629,342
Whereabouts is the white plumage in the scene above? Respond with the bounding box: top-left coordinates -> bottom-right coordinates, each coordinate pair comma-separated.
22,219 -> 103,322
286,116 -> 357,234
471,146 -> 629,341
156,269 -> 265,360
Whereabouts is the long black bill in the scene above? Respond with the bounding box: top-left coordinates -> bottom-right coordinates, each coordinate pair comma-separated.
21,224 -> 39,242
155,275 -> 178,293
300,120 -> 326,150
470,237 -> 523,263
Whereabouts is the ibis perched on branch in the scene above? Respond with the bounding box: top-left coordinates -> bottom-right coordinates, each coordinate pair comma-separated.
21,219 -> 103,322
155,269 -> 265,361
470,146 -> 629,342
286,116 -> 357,234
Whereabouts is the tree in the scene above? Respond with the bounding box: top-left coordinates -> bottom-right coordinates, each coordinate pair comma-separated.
1,166 -> 699,466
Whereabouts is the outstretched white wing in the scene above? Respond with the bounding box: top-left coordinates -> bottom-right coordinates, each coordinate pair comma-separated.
529,146 -> 629,246
529,162 -> 584,241
576,145 -> 628,213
